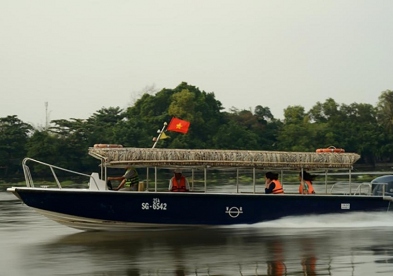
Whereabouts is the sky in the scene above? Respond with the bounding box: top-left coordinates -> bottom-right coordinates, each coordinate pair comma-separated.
1,1 -> 393,127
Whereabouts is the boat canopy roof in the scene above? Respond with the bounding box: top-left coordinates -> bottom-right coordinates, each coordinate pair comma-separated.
88,147 -> 360,170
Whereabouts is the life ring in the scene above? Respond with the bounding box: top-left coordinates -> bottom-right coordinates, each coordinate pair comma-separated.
93,144 -> 123,148
316,146 -> 345,153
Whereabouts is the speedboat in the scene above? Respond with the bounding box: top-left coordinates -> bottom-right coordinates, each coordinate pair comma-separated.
7,146 -> 393,231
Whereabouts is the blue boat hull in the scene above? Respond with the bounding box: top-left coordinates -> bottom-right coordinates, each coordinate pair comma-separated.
11,188 -> 393,227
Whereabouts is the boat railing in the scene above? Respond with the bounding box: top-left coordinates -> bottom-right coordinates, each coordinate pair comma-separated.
352,183 -> 372,195
330,181 -> 371,195
330,181 -> 387,196
22,158 -> 100,189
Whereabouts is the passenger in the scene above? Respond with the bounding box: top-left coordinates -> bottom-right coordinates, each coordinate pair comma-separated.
107,166 -> 139,191
299,171 -> 316,194
169,169 -> 190,192
264,172 -> 284,194
301,256 -> 317,275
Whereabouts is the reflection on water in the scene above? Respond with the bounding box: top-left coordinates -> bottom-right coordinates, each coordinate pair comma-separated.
2,192 -> 393,275
26,227 -> 393,275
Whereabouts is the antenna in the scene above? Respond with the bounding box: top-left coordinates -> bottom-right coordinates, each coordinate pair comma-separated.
45,102 -> 49,130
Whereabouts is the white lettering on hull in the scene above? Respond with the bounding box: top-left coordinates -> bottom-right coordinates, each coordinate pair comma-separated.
142,198 -> 167,210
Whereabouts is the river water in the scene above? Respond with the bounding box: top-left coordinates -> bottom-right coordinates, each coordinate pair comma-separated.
1,192 -> 393,276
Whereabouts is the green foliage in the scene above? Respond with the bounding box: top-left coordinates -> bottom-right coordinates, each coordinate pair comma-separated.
212,120 -> 259,150
278,106 -> 312,151
0,116 -> 33,178
1,84 -> 393,181
376,90 -> 393,160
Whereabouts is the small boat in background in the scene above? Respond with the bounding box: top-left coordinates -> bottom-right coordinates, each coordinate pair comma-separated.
7,146 -> 393,231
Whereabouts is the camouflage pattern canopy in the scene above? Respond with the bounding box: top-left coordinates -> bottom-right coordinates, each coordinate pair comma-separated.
88,147 -> 360,170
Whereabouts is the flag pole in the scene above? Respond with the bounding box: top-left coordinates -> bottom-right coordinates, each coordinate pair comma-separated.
152,122 -> 168,149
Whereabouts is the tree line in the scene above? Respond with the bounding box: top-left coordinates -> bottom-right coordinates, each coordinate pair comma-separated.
1,82 -> 393,180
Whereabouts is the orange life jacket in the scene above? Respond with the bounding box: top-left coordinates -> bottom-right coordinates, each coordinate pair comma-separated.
171,176 -> 188,192
267,261 -> 286,276
301,257 -> 316,274
272,180 -> 284,194
299,180 -> 315,194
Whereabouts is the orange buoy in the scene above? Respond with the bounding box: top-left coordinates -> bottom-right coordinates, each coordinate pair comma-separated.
93,144 -> 123,148
316,146 -> 345,153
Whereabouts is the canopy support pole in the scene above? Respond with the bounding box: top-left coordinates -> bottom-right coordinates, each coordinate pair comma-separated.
253,167 -> 256,194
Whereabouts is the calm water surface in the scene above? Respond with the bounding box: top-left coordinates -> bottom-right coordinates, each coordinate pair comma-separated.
1,192 -> 393,276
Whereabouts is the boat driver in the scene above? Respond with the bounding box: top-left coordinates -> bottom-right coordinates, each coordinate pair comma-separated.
107,166 -> 139,191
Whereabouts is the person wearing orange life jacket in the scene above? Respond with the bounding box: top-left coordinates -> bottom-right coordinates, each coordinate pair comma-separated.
299,171 -> 316,194
169,169 -> 190,192
265,172 -> 284,194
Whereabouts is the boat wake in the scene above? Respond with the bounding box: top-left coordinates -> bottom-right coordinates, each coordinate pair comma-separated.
255,212 -> 393,228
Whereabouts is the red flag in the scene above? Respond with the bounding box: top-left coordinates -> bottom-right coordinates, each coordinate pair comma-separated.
167,117 -> 190,134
